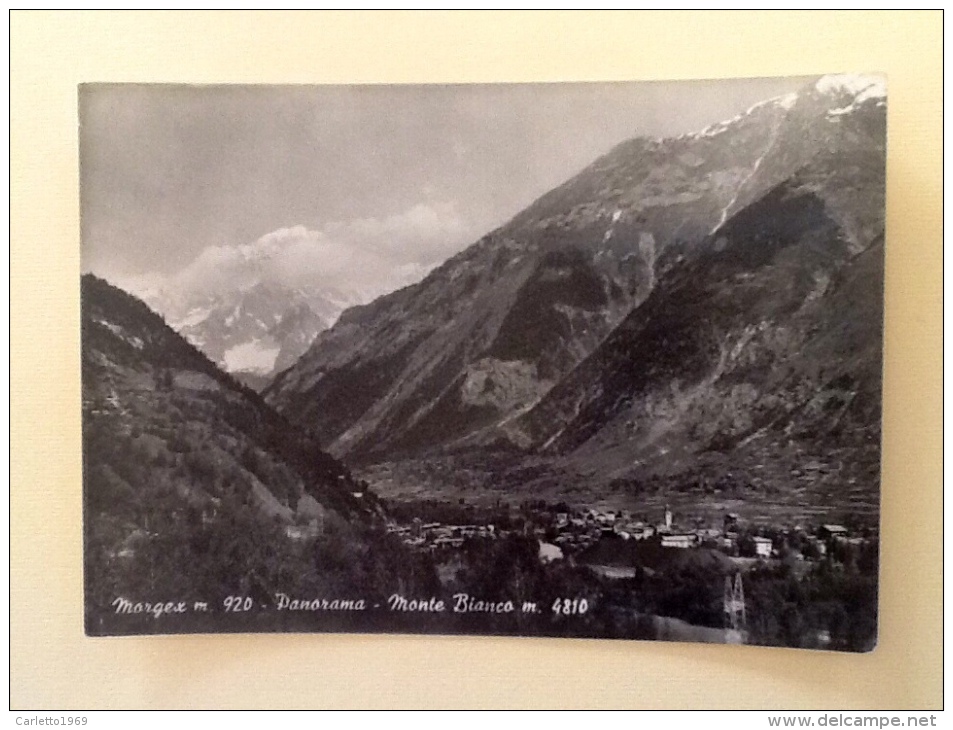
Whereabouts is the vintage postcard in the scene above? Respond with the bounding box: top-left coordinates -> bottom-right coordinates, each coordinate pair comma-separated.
80,76 -> 885,650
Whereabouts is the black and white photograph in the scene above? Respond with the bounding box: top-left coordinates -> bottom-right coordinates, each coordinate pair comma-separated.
80,75 -> 886,651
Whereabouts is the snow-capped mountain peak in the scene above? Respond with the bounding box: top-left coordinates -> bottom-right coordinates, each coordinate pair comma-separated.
682,90 -> 798,142
815,73 -> 886,101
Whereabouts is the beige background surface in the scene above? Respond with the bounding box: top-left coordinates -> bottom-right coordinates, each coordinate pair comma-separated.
10,11 -> 942,709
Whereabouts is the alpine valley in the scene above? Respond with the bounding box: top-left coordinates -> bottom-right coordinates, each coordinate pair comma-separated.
82,76 -> 886,648
263,75 -> 886,522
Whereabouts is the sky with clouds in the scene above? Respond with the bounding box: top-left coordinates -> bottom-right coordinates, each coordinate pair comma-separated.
80,77 -> 810,299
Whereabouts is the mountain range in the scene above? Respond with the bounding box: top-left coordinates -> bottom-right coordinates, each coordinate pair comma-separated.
122,231 -> 437,389
262,74 -> 886,510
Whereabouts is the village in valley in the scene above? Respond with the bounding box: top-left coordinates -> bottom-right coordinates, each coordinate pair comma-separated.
373,495 -> 880,649
384,500 -> 877,572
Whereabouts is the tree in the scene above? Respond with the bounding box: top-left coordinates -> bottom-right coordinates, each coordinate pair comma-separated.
156,368 -> 174,390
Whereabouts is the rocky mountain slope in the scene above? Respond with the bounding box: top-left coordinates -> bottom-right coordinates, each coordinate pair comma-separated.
499,75 -> 886,501
510,191 -> 883,494
266,75 -> 885,481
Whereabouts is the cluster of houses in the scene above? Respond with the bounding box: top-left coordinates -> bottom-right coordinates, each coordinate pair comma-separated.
386,519 -> 497,551
385,503 -> 873,566
550,506 -> 873,562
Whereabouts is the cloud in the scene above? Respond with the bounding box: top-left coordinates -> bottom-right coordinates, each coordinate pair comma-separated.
168,202 -> 473,303
322,202 -> 470,264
